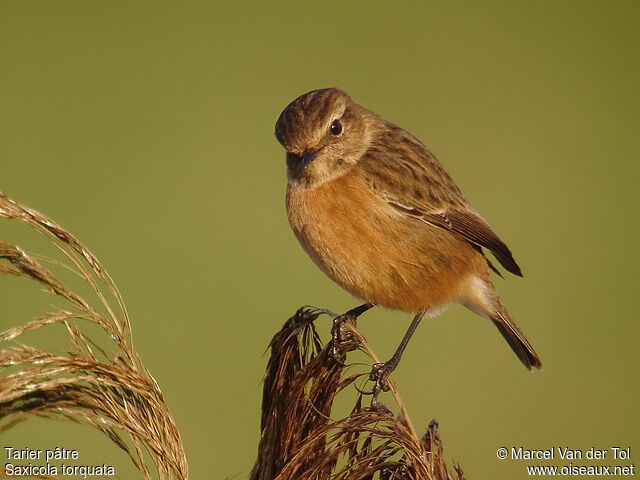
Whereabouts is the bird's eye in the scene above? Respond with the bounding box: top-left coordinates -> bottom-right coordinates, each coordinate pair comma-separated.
330,120 -> 343,136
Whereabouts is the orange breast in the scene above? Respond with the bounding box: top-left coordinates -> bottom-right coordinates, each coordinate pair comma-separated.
286,171 -> 481,312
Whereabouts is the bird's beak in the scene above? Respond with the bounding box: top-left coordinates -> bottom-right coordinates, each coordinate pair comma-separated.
301,150 -> 318,166
286,150 -> 318,171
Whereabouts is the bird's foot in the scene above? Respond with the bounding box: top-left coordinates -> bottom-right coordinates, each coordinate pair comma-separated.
329,303 -> 373,358
369,363 -> 394,412
330,313 -> 358,358
369,361 -> 393,394
314,307 -> 340,319
370,394 -> 393,414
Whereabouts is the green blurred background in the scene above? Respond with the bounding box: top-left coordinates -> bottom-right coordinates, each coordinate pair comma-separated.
1,1 -> 638,478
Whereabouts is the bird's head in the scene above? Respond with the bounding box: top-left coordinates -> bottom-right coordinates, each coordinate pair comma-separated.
275,88 -> 373,188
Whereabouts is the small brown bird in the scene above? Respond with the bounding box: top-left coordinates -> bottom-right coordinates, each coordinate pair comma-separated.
275,88 -> 541,390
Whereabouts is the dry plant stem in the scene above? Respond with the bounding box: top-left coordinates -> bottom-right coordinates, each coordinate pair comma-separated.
344,322 -> 419,441
1,191 -> 464,480
0,192 -> 188,480
251,307 -> 464,480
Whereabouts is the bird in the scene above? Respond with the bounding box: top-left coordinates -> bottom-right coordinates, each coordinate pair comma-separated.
274,88 -> 541,392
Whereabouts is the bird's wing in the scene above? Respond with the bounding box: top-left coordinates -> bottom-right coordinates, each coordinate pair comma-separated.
419,209 -> 522,276
356,125 -> 522,276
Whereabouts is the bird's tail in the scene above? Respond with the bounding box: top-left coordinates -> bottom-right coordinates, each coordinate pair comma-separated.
462,276 -> 542,370
490,297 -> 542,370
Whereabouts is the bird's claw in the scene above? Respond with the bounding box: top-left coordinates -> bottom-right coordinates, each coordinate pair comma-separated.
370,395 -> 393,414
330,313 -> 358,358
369,362 -> 393,409
370,361 -> 392,393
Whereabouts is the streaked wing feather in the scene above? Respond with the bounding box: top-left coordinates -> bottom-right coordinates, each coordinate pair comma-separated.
356,123 -> 522,277
424,210 -> 522,276
470,242 -> 504,278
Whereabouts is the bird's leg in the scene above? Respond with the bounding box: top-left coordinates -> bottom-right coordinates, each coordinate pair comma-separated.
370,310 -> 425,396
331,302 -> 374,355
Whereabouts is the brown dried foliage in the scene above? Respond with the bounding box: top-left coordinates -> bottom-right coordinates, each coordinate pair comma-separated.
251,308 -> 465,480
0,192 -> 188,480
0,191 -> 465,480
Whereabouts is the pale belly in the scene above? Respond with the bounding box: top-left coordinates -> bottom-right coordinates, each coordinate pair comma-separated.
286,174 -> 479,312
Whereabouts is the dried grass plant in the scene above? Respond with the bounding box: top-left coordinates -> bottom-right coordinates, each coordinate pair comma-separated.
0,191 -> 465,480
251,307 -> 465,480
0,192 -> 188,480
